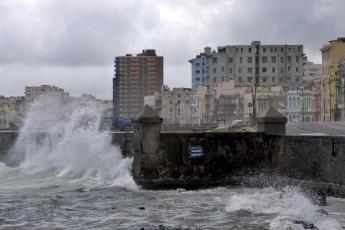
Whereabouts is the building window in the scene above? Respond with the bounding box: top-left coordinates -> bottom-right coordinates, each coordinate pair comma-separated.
288,66 -> 291,71
213,77 -> 216,83
296,56 -> 300,63
248,48 -> 252,53
262,67 -> 267,73
287,56 -> 292,63
196,70 -> 200,74
272,77 -> 276,82
296,67 -> 299,72
196,77 -> 200,81
240,57 -> 242,63
229,57 -> 233,63
229,68 -> 232,73
281,48 -> 284,52
281,57 -> 284,63
272,67 -> 276,73
221,67 -> 225,72
221,76 -> 225,81
239,68 -> 242,73
212,57 -> 218,63
241,48 -> 243,53
247,57 -> 252,63
239,76 -> 242,82
263,48 -> 266,53
213,68 -> 216,73
271,56 -> 276,63
196,63 -> 200,66
248,68 -> 253,73
280,67 -> 284,73
248,77 -> 253,82
262,56 -> 267,63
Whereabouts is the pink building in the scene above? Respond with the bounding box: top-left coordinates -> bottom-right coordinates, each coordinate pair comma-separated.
213,81 -> 248,126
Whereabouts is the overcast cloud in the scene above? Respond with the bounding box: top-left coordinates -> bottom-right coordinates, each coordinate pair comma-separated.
1,0 -> 345,99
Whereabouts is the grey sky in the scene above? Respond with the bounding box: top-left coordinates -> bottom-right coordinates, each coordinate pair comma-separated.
0,0 -> 344,99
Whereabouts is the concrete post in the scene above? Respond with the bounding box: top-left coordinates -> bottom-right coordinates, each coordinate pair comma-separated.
257,107 -> 287,135
132,105 -> 162,180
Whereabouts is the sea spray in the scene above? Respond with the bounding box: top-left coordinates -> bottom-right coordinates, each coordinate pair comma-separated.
4,97 -> 137,190
225,186 -> 342,230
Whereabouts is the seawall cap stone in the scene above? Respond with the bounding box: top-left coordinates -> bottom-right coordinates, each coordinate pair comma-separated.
134,105 -> 162,124
257,107 -> 287,123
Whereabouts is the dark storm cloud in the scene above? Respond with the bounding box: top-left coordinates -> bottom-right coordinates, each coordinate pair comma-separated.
0,0 -> 159,66
1,0 -> 345,98
203,0 -> 345,61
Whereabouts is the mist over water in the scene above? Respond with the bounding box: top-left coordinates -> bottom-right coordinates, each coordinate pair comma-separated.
1,98 -> 136,190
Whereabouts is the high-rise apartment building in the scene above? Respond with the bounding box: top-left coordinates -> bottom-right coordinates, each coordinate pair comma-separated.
113,49 -> 163,119
190,41 -> 304,122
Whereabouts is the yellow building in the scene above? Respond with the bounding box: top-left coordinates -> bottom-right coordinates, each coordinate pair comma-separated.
320,37 -> 345,121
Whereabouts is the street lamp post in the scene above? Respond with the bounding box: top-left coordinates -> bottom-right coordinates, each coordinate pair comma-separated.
301,89 -> 305,122
323,81 -> 326,121
329,78 -> 332,122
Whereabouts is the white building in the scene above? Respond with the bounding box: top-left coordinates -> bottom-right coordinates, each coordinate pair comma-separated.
144,86 -> 193,124
190,41 -> 304,122
287,88 -> 315,122
25,85 -> 69,105
0,97 -> 26,129
303,58 -> 321,82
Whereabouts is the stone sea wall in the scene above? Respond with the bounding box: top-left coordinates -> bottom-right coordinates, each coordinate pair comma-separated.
2,128 -> 345,196
0,131 -> 18,162
132,130 -> 345,196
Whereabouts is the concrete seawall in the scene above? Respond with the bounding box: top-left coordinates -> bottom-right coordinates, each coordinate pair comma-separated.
0,131 -> 18,162
2,128 -> 345,197
133,130 -> 345,196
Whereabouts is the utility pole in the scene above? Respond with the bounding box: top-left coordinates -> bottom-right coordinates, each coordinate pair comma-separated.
253,41 -> 260,125
323,81 -> 326,122
329,79 -> 332,122
302,89 -> 305,122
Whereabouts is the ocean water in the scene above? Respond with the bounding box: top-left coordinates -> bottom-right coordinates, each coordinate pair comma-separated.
1,99 -> 345,229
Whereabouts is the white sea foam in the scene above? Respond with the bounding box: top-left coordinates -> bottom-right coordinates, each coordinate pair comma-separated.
225,187 -> 342,230
3,97 -> 137,190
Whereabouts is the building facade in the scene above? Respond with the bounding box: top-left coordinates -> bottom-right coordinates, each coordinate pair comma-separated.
0,97 -> 25,129
25,85 -> 69,105
303,60 -> 321,82
113,49 -> 163,119
213,81 -> 247,126
244,86 -> 286,122
287,88 -> 315,122
144,86 -> 192,124
195,86 -> 208,124
190,41 -> 304,122
337,59 -> 345,120
320,37 -> 345,121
